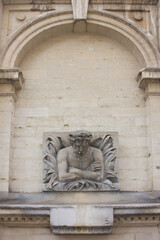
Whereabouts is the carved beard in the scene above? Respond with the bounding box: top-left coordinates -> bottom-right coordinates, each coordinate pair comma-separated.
73,146 -> 89,157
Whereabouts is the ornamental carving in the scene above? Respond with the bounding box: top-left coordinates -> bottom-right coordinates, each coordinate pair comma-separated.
43,130 -> 119,191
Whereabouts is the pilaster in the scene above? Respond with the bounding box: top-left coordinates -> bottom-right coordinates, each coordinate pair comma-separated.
0,68 -> 24,191
137,68 -> 160,190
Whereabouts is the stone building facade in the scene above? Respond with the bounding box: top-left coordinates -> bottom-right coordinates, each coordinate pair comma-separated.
0,0 -> 160,239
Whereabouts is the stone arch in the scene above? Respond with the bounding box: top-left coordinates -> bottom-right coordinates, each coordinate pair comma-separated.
0,10 -> 159,68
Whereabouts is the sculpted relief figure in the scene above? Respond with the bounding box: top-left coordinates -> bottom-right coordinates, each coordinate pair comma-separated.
57,131 -> 104,183
43,130 -> 119,191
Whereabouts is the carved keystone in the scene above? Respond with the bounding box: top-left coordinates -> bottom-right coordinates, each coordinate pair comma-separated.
50,206 -> 113,234
71,0 -> 89,20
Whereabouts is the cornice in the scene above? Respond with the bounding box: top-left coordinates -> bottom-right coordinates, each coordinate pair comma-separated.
0,68 -> 24,90
0,192 -> 160,233
0,205 -> 160,229
137,67 -> 160,99
1,214 -> 160,228
2,0 -> 158,5
0,68 -> 24,101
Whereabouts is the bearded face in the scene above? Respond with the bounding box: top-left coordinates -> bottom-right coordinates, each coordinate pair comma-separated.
69,131 -> 92,156
71,139 -> 90,156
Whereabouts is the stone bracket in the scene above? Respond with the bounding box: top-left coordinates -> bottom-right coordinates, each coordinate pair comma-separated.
71,0 -> 89,20
50,205 -> 113,234
0,68 -> 24,90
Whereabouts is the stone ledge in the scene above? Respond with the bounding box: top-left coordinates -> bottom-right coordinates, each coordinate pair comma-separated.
0,192 -> 160,233
0,191 -> 159,205
0,68 -> 24,90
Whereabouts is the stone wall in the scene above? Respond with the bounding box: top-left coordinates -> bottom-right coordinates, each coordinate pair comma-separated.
1,0 -> 160,239
11,31 -> 147,192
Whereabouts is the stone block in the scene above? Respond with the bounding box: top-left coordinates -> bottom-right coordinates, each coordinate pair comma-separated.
15,108 -> 49,117
14,127 -> 35,137
71,0 -> 89,20
14,117 -> 26,128
0,101 -> 13,112
0,181 -> 8,192
13,137 -> 41,148
50,206 -> 113,234
13,148 -> 41,159
16,89 -> 45,99
135,117 -> 146,127
27,117 -> 63,128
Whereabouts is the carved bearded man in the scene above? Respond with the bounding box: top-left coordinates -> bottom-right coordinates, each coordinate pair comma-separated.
57,130 -> 104,182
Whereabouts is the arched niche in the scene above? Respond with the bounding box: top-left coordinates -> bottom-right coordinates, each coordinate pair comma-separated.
1,10 -> 159,192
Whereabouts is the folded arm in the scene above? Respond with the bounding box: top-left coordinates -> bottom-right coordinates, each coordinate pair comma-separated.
57,149 -> 81,182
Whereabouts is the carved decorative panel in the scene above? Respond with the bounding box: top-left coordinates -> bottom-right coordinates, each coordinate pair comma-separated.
43,131 -> 119,191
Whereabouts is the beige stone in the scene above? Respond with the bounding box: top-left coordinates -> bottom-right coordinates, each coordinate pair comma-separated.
0,226 -> 160,240
0,95 -> 14,192
3,32 -> 149,192
0,0 -> 160,238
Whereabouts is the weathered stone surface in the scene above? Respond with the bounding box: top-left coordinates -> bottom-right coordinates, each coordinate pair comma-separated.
71,0 -> 89,20
0,0 -> 160,238
50,206 -> 113,234
0,192 -> 160,235
43,131 -> 119,191
0,193 -> 160,235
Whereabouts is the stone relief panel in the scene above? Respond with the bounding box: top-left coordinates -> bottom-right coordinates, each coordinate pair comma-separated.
43,130 -> 119,191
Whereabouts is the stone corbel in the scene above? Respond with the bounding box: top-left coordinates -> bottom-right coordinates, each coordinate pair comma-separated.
137,68 -> 160,100
71,0 -> 89,20
50,205 -> 113,234
0,68 -> 24,101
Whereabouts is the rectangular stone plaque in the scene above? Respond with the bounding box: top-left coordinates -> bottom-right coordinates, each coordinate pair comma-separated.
43,131 -> 119,192
50,205 -> 113,234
